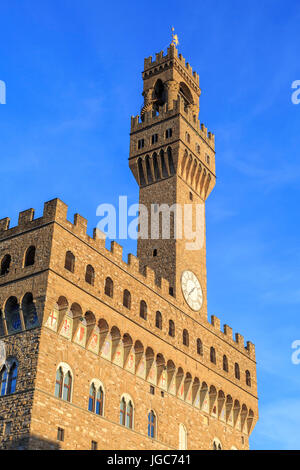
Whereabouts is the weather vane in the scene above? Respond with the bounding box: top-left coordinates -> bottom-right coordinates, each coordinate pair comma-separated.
171,27 -> 179,47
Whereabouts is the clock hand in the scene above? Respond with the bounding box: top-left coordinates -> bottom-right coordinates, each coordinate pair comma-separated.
188,286 -> 195,296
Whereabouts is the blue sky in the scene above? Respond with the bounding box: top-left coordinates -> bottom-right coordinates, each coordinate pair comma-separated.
1,0 -> 300,450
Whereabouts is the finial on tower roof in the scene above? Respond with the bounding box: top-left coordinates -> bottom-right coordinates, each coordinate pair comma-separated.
171,27 -> 179,47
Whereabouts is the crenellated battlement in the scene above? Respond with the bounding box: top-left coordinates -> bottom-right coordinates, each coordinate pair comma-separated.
0,199 -> 171,298
130,96 -> 215,150
143,44 -> 200,86
210,315 -> 256,360
0,199 -> 255,360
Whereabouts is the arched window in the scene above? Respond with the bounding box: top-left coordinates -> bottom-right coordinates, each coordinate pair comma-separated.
104,277 -> 113,297
235,363 -> 240,380
1,254 -> 11,276
120,397 -> 126,426
213,438 -> 222,450
5,297 -> 22,334
65,251 -> 75,273
153,79 -> 165,111
55,364 -> 72,402
148,410 -> 156,439
63,371 -> 72,402
85,265 -> 95,285
160,150 -> 169,177
210,347 -> 216,364
0,366 -> 8,396
7,362 -> 18,394
0,360 -> 18,396
246,370 -> 251,387
96,386 -> 104,416
165,128 -> 172,139
196,338 -> 203,355
55,367 -> 63,399
24,246 -> 36,267
169,320 -> 175,337
22,293 -> 39,330
183,329 -> 189,346
88,383 -> 96,412
155,311 -> 162,330
167,147 -> 175,175
223,355 -> 228,372
89,380 -> 104,416
126,401 -> 133,429
145,156 -> 153,183
179,82 -> 193,108
138,158 -> 146,186
152,153 -> 160,180
185,132 -> 190,143
120,395 -> 134,429
179,423 -> 187,450
140,300 -> 147,320
123,290 -> 131,309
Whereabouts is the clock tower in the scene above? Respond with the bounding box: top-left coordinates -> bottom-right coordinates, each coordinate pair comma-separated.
129,42 -> 216,319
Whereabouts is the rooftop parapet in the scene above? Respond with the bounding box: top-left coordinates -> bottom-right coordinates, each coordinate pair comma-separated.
210,315 -> 256,361
130,96 -> 215,150
0,198 -> 171,299
143,44 -> 200,86
0,199 -> 254,357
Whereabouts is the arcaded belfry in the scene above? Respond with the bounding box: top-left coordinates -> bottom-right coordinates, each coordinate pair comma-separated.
0,39 -> 258,450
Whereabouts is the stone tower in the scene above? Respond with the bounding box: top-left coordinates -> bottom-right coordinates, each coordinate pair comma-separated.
0,42 -> 258,451
129,43 -> 216,320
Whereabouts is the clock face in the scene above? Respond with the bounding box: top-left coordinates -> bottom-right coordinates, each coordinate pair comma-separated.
181,270 -> 203,311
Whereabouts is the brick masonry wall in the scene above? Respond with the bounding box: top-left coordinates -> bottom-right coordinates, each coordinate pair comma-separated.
31,325 -> 251,450
0,329 -> 40,449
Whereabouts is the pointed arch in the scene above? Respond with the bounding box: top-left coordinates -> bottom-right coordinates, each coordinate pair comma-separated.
223,354 -> 228,372
85,264 -> 95,285
104,277 -> 113,297
155,311 -> 162,330
24,246 -> 36,267
160,150 -> 168,177
196,338 -> 203,356
167,147 -> 175,175
0,365 -> 8,396
168,319 -> 175,337
140,300 -> 147,320
138,158 -> 146,186
148,410 -> 157,438
65,251 -> 75,272
1,254 -> 11,276
246,370 -> 251,387
183,329 -> 189,346
152,153 -> 161,180
22,292 -> 39,329
55,363 -> 73,403
5,297 -> 22,334
145,155 -> 153,184
234,362 -> 240,380
179,423 -> 187,450
120,393 -> 134,429
123,289 -> 131,309
210,346 -> 216,364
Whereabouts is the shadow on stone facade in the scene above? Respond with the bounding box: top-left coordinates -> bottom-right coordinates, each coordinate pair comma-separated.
2,434 -> 61,450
